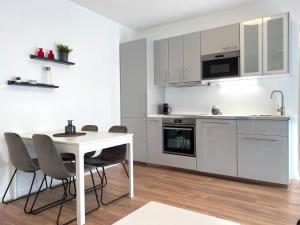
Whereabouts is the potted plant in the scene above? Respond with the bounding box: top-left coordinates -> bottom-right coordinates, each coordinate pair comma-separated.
56,44 -> 73,62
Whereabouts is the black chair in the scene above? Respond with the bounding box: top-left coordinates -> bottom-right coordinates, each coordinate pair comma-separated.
50,125 -> 99,189
31,134 -> 100,225
2,132 -> 48,214
84,125 -> 129,205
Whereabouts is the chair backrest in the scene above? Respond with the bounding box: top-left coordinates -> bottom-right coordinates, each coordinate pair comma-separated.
32,134 -> 71,180
81,125 -> 98,132
100,126 -> 128,162
4,132 -> 38,172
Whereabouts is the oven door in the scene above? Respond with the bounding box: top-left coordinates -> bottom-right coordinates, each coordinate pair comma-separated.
163,125 -> 195,157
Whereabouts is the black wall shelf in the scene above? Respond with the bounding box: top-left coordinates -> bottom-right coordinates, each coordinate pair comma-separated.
7,80 -> 59,89
30,55 -> 75,65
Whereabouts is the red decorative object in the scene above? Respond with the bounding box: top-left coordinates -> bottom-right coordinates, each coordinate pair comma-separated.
48,50 -> 54,60
37,48 -> 44,58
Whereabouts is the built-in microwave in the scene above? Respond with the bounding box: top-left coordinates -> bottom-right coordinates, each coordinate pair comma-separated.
202,50 -> 240,80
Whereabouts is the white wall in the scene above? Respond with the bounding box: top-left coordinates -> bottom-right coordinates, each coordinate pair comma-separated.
136,0 -> 300,179
0,0 -> 136,198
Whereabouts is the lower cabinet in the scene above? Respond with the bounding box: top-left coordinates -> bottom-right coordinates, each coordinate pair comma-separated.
147,118 -> 196,170
196,119 -> 237,177
121,117 -> 148,163
237,134 -> 289,184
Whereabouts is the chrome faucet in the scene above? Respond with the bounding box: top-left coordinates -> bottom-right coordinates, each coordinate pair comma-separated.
270,90 -> 285,116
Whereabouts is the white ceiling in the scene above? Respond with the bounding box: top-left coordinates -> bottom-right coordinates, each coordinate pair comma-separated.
70,0 -> 258,31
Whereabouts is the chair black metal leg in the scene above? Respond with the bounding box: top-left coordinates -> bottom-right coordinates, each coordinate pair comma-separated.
23,171 -> 37,214
122,163 -> 129,178
2,169 -> 18,204
100,166 -> 129,206
30,175 -> 75,215
56,174 -> 100,225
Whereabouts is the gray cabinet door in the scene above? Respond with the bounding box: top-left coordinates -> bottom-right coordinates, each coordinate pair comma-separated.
263,13 -> 289,75
147,118 -> 163,165
237,134 -> 288,184
183,32 -> 201,82
196,119 -> 237,177
154,39 -> 169,86
201,24 -> 240,55
240,18 -> 263,76
122,117 -> 148,163
169,36 -> 183,83
120,39 -> 147,117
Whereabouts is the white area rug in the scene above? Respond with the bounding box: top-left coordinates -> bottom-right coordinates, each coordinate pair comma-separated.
113,201 -> 240,225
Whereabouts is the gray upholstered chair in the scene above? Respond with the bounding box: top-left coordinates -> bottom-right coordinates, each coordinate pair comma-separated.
50,125 -> 99,189
31,134 -> 100,225
84,125 -> 129,205
2,132 -> 47,214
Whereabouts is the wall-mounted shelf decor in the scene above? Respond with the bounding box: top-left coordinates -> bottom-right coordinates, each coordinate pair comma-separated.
7,80 -> 59,88
30,55 -> 75,65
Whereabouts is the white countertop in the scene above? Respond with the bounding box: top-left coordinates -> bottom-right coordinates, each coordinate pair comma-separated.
148,113 -> 290,121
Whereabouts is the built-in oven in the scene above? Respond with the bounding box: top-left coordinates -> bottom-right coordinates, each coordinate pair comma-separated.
162,118 -> 196,157
202,50 -> 240,80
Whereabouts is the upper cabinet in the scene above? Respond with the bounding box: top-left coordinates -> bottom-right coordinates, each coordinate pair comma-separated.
154,39 -> 169,86
240,18 -> 263,76
183,32 -> 201,82
263,13 -> 289,75
168,36 -> 184,83
201,24 -> 240,55
154,33 -> 201,86
153,12 -> 289,85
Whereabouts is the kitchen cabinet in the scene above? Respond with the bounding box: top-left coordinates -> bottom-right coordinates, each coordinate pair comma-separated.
237,120 -> 289,184
122,117 -> 148,163
196,119 -> 237,177
147,117 -> 197,170
201,23 -> 240,56
154,32 -> 201,86
240,18 -> 263,76
263,13 -> 289,75
120,39 -> 147,117
183,32 -> 201,82
168,36 -> 184,83
147,118 -> 163,165
154,39 -> 169,86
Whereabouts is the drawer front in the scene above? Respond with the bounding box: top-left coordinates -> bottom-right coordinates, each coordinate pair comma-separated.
237,134 -> 289,184
237,120 -> 288,136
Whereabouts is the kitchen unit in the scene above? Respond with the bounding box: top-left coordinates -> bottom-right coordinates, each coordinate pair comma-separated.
147,117 -> 197,170
120,38 -> 164,163
240,13 -> 289,76
196,119 -> 237,177
147,115 -> 289,185
154,32 -> 201,86
120,39 -> 148,163
154,12 -> 289,84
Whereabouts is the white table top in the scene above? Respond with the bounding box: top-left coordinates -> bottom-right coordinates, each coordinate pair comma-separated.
20,130 -> 133,145
113,201 -> 239,225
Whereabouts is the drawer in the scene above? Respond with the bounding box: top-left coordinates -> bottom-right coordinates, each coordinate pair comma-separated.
237,120 -> 288,136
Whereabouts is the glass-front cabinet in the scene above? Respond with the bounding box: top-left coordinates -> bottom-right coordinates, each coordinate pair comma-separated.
263,13 -> 289,75
240,18 -> 263,76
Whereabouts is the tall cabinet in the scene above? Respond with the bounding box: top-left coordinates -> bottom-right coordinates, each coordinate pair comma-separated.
120,39 -> 148,163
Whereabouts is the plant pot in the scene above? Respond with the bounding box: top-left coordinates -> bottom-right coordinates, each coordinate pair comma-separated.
59,52 -> 69,62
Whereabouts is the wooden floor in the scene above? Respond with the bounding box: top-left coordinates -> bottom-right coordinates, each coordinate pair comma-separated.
1,164 -> 300,225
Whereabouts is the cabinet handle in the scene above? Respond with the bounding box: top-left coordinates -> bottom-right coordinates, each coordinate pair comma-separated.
164,71 -> 167,82
201,122 -> 230,125
243,137 -> 279,142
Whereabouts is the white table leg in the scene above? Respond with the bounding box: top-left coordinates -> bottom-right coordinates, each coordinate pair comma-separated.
128,137 -> 134,198
76,150 -> 85,225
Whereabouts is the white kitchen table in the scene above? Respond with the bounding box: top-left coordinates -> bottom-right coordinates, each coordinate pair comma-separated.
21,131 -> 134,225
